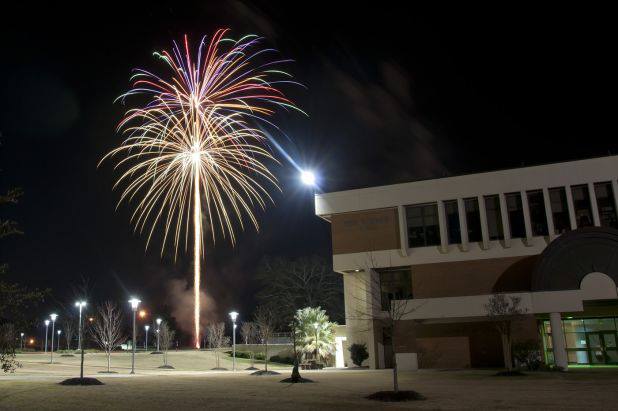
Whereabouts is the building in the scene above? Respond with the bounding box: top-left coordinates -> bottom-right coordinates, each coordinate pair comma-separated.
315,156 -> 618,370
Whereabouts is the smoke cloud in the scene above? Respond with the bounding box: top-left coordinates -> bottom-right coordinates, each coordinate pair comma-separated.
166,278 -> 218,337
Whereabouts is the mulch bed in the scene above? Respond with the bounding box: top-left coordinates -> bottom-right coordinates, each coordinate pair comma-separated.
251,370 -> 280,376
59,378 -> 104,386
366,390 -> 426,402
280,376 -> 314,383
158,365 -> 175,369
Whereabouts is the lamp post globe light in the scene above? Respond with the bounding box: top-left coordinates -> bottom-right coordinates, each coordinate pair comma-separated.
75,301 -> 87,351
300,169 -> 316,186
229,311 -> 239,371
156,318 -> 162,352
144,325 -> 150,350
129,298 -> 141,374
49,313 -> 58,363
44,320 -> 50,353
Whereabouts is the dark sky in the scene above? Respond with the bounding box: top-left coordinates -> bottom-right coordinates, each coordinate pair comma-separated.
0,2 -> 614,337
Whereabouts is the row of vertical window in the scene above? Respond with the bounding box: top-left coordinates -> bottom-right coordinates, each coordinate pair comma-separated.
406,182 -> 618,248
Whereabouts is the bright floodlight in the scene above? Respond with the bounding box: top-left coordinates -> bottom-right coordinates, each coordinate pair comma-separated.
156,318 -> 162,325
75,300 -> 87,308
229,311 -> 239,322
129,297 -> 141,310
300,170 -> 316,186
50,313 -> 58,321
44,319 -> 50,326
145,325 -> 150,331
57,330 -> 62,335
20,332 -> 24,337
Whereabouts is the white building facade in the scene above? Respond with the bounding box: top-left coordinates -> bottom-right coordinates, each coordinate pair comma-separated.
316,156 -> 618,370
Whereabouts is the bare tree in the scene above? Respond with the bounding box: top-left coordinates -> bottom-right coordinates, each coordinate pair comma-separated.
159,321 -> 175,368
90,302 -> 125,373
349,253 -> 421,394
484,294 -> 526,372
63,316 -> 76,351
254,305 -> 275,372
240,321 -> 256,345
257,256 -> 344,324
206,322 -> 228,369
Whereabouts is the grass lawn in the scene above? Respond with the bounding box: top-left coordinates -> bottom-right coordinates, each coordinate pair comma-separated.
1,351 -> 618,409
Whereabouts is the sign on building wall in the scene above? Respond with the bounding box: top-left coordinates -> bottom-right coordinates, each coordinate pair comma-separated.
331,208 -> 400,254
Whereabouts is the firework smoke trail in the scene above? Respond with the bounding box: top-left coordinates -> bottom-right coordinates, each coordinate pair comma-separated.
102,30 -> 304,348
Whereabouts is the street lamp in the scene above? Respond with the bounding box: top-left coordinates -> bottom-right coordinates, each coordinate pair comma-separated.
50,313 -> 58,363
44,320 -> 50,353
229,311 -> 239,371
313,322 -> 319,363
156,318 -> 162,352
57,330 -> 62,351
300,169 -> 316,186
20,332 -> 24,350
75,301 -> 87,351
144,325 -> 150,350
129,297 -> 141,374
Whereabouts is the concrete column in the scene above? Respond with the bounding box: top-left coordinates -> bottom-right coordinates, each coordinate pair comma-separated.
565,186 -> 577,230
520,191 -> 533,244
397,205 -> 408,256
499,193 -> 511,248
549,312 -> 568,371
588,182 -> 601,226
437,200 -> 449,253
478,196 -> 490,249
542,188 -> 557,241
457,198 -> 469,251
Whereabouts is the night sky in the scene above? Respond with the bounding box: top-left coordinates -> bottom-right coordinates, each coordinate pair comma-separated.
0,3 -> 614,337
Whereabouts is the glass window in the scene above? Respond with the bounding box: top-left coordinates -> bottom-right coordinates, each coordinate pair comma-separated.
484,195 -> 504,240
444,200 -> 461,245
464,198 -> 483,242
571,184 -> 594,228
567,350 -> 590,364
563,319 -> 586,333
406,203 -> 440,248
527,190 -> 549,236
594,182 -> 618,229
549,187 -> 571,234
565,333 -> 588,349
584,318 -> 616,332
379,269 -> 412,311
506,192 -> 526,238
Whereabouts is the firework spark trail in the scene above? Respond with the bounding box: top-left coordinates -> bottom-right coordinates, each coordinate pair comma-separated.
102,30 -> 303,348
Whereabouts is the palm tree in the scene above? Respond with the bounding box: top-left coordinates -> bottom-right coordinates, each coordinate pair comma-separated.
294,307 -> 337,364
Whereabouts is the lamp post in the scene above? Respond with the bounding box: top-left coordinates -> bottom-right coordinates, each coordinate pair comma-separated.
75,301 -> 87,351
156,318 -> 162,352
144,325 -> 150,350
20,332 -> 24,350
313,322 -> 319,363
129,298 -> 141,374
50,313 -> 58,363
229,311 -> 239,371
57,330 -> 62,352
44,320 -> 50,353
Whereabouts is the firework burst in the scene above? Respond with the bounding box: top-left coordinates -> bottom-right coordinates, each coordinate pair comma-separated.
102,29 -> 303,348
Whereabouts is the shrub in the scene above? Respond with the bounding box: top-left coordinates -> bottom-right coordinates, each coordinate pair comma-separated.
269,355 -> 295,365
225,350 -> 265,361
512,340 -> 542,371
348,343 -> 369,367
